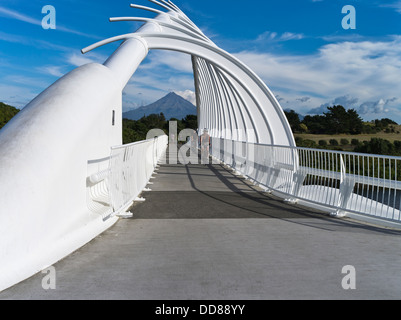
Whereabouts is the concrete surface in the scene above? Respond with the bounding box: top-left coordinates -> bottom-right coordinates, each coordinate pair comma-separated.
1,152 -> 401,300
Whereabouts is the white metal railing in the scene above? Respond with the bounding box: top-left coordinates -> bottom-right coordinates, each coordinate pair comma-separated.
211,137 -> 401,224
108,135 -> 168,215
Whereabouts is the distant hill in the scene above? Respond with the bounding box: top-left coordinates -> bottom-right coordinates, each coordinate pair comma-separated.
123,92 -> 197,121
0,102 -> 19,130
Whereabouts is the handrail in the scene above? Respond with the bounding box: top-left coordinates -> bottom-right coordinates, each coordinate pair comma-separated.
108,135 -> 168,215
210,137 -> 401,224
246,140 -> 401,161
110,134 -> 165,150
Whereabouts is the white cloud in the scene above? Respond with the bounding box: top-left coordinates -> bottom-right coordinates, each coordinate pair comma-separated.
256,31 -> 304,42
41,66 -> 64,77
358,98 -> 398,115
141,51 -> 193,73
68,53 -> 95,67
67,52 -> 106,67
380,1 -> 401,14
0,84 -> 38,108
234,37 -> 401,121
175,90 -> 196,105
311,95 -> 359,113
121,50 -> 196,108
0,6 -> 100,39
359,99 -> 388,114
296,97 -> 311,103
0,6 -> 41,26
280,32 -> 304,41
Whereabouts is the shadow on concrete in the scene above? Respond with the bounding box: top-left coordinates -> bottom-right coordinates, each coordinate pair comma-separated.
132,159 -> 401,235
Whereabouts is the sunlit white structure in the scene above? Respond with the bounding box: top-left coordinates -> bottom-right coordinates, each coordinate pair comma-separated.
1,0 -> 400,292
0,0 -> 294,292
81,2 -> 295,145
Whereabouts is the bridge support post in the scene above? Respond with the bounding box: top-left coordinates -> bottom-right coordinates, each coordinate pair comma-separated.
284,171 -> 307,204
331,177 -> 356,217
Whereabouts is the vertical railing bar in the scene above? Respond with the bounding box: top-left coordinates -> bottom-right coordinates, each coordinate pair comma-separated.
368,155 -> 371,214
330,151 -> 334,206
358,154 -> 363,213
394,159 -> 397,220
351,153 -> 356,211
314,149 -> 318,202
335,151 -> 339,210
327,151 -> 332,205
369,155 -> 374,215
348,154 -> 354,211
387,158 -> 391,218
160,138 -> 401,224
375,156 -> 379,216
318,150 -> 323,203
323,151 -> 328,205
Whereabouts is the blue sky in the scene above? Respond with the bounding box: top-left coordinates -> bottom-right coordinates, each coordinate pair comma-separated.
1,0 -> 401,123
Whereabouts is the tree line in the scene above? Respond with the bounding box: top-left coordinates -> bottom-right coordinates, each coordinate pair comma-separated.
0,102 -> 198,145
123,113 -> 197,144
2,101 -> 401,157
285,105 -> 401,156
285,105 -> 398,135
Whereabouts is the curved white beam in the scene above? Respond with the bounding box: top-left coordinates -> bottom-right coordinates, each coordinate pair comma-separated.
130,3 -> 166,15
109,17 -> 208,41
149,0 -> 176,12
0,1 -> 296,291
88,0 -> 294,144
138,32 -> 291,145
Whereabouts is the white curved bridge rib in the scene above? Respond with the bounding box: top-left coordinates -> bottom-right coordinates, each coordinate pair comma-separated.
0,0 -> 294,292
82,2 -> 295,145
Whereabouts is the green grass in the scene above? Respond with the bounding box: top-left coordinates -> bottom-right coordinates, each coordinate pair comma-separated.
296,126 -> 401,142
294,125 -> 401,151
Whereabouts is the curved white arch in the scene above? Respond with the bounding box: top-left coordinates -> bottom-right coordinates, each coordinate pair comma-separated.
140,32 -> 292,145
0,1 -> 295,291
82,5 -> 295,145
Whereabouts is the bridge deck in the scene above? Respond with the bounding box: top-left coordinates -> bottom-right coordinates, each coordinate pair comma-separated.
2,154 -> 401,300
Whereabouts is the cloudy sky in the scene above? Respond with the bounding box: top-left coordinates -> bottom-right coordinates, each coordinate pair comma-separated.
1,0 -> 401,122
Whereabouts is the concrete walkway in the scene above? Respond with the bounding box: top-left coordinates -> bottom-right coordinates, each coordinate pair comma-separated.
2,157 -> 401,299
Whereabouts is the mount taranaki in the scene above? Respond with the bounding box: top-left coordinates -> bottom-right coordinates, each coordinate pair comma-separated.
123,92 -> 197,121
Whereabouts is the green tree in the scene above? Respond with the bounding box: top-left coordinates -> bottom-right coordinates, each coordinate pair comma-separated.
284,110 -> 302,133
0,102 -> 20,130
329,139 -> 339,146
351,138 -> 359,146
302,114 -> 327,134
299,123 -> 308,133
324,105 -> 363,135
346,109 -> 364,134
182,114 -> 198,131
354,138 -> 394,156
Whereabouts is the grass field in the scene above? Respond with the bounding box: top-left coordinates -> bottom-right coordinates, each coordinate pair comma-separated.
295,125 -> 401,143
294,125 -> 401,151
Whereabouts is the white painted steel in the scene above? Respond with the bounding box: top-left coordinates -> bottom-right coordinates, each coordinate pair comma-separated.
0,0 -> 298,291
0,63 -> 122,291
82,2 -> 295,146
109,135 -> 168,214
211,137 -> 401,224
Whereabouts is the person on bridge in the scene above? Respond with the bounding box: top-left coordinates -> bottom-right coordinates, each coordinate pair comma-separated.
200,128 -> 210,164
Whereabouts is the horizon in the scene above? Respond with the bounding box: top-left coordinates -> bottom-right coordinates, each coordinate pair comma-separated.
1,1 -> 401,123
3,90 -> 401,125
